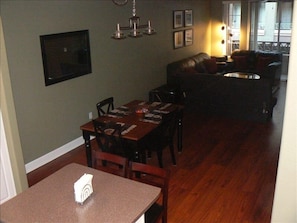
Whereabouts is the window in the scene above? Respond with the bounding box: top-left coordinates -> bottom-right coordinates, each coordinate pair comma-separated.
249,1 -> 293,54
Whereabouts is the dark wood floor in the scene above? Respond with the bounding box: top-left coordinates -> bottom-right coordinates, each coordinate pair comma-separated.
27,81 -> 286,223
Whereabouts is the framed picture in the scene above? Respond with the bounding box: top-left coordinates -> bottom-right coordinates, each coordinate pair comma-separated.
185,29 -> 193,46
40,30 -> 92,86
173,10 -> 184,29
184,9 -> 193,27
173,31 -> 184,49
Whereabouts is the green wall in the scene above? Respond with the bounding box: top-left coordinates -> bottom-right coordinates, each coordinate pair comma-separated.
1,0 -> 211,164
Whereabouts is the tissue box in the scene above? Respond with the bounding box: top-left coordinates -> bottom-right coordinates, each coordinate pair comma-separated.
74,173 -> 93,204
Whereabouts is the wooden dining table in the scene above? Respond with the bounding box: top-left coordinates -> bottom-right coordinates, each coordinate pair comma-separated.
80,100 -> 183,167
0,163 -> 160,223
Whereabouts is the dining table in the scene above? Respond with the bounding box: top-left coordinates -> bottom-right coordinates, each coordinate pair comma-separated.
0,163 -> 161,223
80,100 -> 183,167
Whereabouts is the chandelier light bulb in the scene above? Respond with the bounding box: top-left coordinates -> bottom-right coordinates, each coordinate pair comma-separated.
112,23 -> 125,39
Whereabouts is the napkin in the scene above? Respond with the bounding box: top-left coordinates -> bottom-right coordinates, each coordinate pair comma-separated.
122,124 -> 137,135
159,103 -> 172,110
74,173 -> 93,204
152,109 -> 170,114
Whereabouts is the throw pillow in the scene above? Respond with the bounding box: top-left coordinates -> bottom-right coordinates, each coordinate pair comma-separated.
256,56 -> 272,73
203,58 -> 218,74
233,56 -> 248,70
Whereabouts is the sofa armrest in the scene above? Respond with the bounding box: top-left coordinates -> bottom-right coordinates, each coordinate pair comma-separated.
269,61 -> 281,66
261,61 -> 281,81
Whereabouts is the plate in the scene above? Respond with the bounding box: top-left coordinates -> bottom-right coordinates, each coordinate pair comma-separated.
104,128 -> 115,134
145,113 -> 154,118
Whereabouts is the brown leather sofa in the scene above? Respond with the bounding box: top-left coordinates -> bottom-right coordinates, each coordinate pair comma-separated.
166,52 -> 280,122
230,50 -> 282,88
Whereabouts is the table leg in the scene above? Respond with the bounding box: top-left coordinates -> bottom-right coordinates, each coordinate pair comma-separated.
177,109 -> 183,153
132,141 -> 147,178
134,150 -> 140,162
83,131 -> 92,167
128,139 -> 146,164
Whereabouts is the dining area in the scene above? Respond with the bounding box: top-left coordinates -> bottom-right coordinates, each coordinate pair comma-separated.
1,97 -> 183,223
0,162 -> 166,223
80,97 -> 184,168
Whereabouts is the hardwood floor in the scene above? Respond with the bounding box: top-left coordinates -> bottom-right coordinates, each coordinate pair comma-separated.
27,81 -> 286,223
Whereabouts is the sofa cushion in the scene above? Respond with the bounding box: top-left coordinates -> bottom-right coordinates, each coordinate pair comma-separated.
233,56 -> 248,70
203,58 -> 218,74
256,56 -> 273,73
179,59 -> 196,71
191,52 -> 210,64
184,67 -> 199,74
192,52 -> 210,73
195,63 -> 207,73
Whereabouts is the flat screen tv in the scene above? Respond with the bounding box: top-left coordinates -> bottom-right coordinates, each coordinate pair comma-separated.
40,30 -> 92,86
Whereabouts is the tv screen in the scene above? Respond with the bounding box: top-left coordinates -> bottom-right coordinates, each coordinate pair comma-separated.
40,30 -> 92,86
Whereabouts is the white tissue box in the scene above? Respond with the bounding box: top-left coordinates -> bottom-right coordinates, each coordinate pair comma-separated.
74,173 -> 93,204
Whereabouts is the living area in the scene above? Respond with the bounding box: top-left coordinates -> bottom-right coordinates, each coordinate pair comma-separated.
1,0 -> 296,222
165,49 -> 282,122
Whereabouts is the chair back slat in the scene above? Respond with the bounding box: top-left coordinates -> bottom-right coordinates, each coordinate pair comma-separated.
145,108 -> 179,168
92,150 -> 128,177
129,161 -> 170,223
96,97 -> 114,117
161,108 -> 179,138
92,119 -> 124,155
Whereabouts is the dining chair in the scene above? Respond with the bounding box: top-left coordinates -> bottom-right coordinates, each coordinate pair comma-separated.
92,150 -> 128,177
128,161 -> 170,223
92,119 -> 125,156
146,108 -> 178,168
96,97 -> 114,117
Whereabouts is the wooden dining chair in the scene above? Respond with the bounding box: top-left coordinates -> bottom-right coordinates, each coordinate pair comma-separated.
92,150 -> 128,177
129,161 -> 170,223
92,119 -> 125,156
96,97 -> 114,117
146,108 -> 178,168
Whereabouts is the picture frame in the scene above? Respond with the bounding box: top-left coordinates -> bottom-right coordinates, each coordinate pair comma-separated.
173,31 -> 184,49
185,29 -> 193,46
173,10 -> 184,29
184,9 -> 193,27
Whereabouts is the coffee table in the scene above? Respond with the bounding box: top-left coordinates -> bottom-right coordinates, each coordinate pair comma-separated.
224,72 -> 260,79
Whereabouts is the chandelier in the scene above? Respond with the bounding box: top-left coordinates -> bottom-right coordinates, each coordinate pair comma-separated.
112,0 -> 156,39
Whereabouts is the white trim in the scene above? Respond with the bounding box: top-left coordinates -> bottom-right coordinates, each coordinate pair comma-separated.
25,137 -> 85,173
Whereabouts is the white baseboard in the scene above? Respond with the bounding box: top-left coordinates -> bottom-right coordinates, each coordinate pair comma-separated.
25,137 -> 85,173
